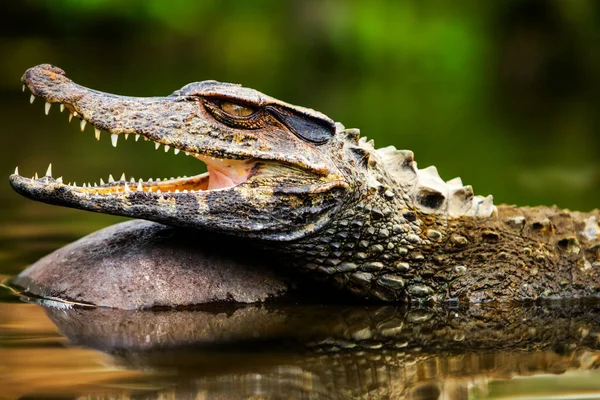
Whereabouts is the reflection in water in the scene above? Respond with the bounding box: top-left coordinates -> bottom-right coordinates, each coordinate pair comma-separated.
0,302 -> 146,399
2,295 -> 600,399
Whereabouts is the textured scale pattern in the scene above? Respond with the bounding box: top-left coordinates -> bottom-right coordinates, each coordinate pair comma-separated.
281,125 -> 600,302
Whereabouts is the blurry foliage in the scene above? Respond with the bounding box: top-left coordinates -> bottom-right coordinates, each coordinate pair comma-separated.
0,0 -> 598,226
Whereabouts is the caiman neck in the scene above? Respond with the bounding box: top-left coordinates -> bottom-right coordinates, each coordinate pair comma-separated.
280,184 -> 600,303
278,161 -> 446,301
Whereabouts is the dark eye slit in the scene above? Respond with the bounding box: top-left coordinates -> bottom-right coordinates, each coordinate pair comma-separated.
203,98 -> 263,129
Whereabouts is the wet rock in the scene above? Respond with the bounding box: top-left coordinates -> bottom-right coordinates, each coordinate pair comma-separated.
12,220 -> 300,309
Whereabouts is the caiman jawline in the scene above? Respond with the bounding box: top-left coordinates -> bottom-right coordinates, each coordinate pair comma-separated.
14,87 -> 257,195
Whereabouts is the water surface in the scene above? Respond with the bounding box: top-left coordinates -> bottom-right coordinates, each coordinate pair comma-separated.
1,218 -> 600,399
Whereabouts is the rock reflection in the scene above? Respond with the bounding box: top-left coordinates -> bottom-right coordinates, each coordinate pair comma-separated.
38,301 -> 600,399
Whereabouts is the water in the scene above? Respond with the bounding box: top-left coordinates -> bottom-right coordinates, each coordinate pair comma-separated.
2,217 -> 600,399
2,295 -> 600,399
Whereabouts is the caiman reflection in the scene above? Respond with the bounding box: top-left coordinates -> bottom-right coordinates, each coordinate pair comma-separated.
10,299 -> 598,399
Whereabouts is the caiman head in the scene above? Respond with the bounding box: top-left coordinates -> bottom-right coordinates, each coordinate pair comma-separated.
10,64 -> 358,241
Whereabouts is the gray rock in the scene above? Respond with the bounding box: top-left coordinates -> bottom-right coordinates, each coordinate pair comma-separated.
12,220 -> 297,309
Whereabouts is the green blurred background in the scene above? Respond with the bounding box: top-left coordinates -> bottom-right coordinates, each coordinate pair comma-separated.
1,0 -> 599,234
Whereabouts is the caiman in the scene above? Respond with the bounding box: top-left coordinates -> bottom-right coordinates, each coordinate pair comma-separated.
9,64 -> 600,306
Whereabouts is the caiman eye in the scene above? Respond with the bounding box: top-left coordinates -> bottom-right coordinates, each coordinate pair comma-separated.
203,98 -> 263,129
221,101 -> 254,117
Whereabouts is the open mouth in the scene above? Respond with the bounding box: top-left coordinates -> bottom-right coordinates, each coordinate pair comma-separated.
11,64 -> 348,238
14,87 -> 257,195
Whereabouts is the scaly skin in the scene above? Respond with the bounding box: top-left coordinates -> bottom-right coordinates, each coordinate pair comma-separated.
10,64 -> 600,303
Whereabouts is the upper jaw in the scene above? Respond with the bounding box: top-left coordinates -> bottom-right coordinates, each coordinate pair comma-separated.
21,64 -> 332,172
19,64 -> 336,193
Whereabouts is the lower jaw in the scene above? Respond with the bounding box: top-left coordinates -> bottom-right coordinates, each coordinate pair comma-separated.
44,157 -> 257,195
76,173 -> 212,195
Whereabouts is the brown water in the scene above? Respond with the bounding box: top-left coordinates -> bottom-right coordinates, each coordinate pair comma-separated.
2,215 -> 600,399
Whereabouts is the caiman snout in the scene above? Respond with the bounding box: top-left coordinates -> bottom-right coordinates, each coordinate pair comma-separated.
22,63 -> 67,82
21,64 -> 79,104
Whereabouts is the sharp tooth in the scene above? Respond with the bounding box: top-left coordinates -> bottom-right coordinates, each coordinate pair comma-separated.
69,112 -> 74,122
156,189 -> 161,194
136,181 -> 143,191
111,133 -> 118,147
80,119 -> 87,131
164,145 -> 170,153
22,84 -> 25,92
173,148 -> 180,155
156,178 -> 161,182
60,104 -> 65,112
83,183 -> 87,188
108,174 -> 115,183
88,182 -> 91,187
94,182 -> 98,187
45,163 -> 52,177
135,134 -> 140,141
124,183 -> 130,192
100,178 -> 105,185
44,102 -> 51,115
30,94 -> 35,104
67,182 -> 71,186
124,134 -> 129,140
14,166 -> 18,175
130,177 -> 135,183
144,137 -> 149,141
120,173 -> 126,181
175,189 -> 180,193
73,182 -> 77,187
34,172 -> 38,180
148,187 -> 153,193
57,177 -> 63,183
183,189 -> 188,194
95,128 -> 101,140
74,111 -> 78,118
148,178 -> 153,182
185,152 -> 190,156
155,142 -> 160,150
